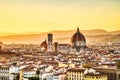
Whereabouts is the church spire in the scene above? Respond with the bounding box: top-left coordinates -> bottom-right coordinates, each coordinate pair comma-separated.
77,26 -> 80,32
76,27 -> 80,42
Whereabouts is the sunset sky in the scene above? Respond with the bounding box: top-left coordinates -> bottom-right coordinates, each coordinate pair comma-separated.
0,0 -> 120,33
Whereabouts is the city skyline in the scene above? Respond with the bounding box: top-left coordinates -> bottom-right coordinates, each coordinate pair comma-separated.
0,0 -> 120,33
0,1 -> 120,80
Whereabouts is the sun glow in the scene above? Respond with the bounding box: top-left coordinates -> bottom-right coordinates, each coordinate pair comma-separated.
0,0 -> 120,33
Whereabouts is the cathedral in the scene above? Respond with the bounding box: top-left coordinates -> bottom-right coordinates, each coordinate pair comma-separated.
40,27 -> 87,53
71,27 -> 87,53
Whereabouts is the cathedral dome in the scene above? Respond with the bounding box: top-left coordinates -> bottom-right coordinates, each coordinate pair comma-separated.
71,27 -> 86,47
40,40 -> 47,47
40,39 -> 47,52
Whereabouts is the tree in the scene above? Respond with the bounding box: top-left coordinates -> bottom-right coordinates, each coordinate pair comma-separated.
28,77 -> 39,80
36,68 -> 40,79
43,78 -> 47,80
13,62 -> 17,66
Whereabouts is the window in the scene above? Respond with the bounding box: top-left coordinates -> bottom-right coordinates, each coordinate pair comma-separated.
119,75 -> 120,79
96,77 -> 98,79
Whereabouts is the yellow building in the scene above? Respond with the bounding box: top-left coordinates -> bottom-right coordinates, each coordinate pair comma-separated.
59,62 -> 75,68
84,73 -> 107,80
67,68 -> 108,80
19,70 -> 23,80
67,68 -> 85,80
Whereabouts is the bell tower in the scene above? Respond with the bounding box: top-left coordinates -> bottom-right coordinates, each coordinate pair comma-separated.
47,33 -> 53,52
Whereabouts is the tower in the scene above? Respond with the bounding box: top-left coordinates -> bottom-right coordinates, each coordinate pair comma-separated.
47,33 -> 53,52
54,42 -> 58,52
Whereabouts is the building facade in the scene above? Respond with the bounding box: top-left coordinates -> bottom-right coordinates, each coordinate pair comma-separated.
0,66 -> 9,80
67,68 -> 85,80
84,73 -> 107,80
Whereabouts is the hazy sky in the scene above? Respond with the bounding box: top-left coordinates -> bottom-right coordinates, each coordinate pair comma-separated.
0,0 -> 120,33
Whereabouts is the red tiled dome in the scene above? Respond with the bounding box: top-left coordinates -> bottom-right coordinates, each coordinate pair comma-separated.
71,27 -> 86,46
40,39 -> 47,50
41,40 -> 47,46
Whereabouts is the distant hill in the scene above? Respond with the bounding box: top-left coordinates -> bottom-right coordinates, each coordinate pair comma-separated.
51,29 -> 109,36
0,32 -> 15,36
109,30 -> 120,35
0,29 -> 120,44
55,34 -> 114,43
101,34 -> 120,42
